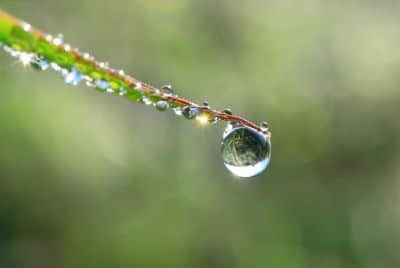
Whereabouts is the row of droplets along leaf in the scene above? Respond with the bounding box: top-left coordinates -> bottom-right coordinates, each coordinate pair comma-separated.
0,15 -> 271,178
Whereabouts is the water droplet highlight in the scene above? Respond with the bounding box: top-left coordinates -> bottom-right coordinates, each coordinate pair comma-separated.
221,126 -> 271,178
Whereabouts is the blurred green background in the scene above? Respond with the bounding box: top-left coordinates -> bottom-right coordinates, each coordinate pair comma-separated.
1,0 -> 400,267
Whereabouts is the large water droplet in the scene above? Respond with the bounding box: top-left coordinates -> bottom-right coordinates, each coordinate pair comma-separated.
221,126 -> 271,178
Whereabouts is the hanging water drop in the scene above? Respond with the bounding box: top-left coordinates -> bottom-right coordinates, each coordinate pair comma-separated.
221,126 -> 271,178
182,106 -> 199,119
155,100 -> 170,111
64,69 -> 83,86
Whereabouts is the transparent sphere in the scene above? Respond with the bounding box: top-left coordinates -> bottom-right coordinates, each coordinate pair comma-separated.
221,126 -> 271,178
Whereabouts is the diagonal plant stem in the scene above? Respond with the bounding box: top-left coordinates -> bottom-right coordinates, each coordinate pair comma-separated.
0,9 -> 270,137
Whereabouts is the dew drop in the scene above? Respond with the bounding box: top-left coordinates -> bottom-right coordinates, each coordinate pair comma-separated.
162,85 -> 174,95
53,34 -> 64,46
63,44 -> 72,52
95,80 -> 109,91
182,106 -> 199,120
260,121 -> 270,131
221,126 -> 271,178
223,108 -> 233,115
173,107 -> 183,116
83,53 -> 91,60
31,56 -> 50,71
64,69 -> 83,86
3,46 -> 19,57
45,34 -> 53,42
140,96 -> 153,105
155,100 -> 170,111
18,52 -> 34,66
119,87 -> 127,96
21,22 -> 32,32
135,82 -> 143,91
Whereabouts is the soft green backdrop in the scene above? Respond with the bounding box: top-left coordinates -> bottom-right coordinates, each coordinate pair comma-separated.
1,0 -> 399,267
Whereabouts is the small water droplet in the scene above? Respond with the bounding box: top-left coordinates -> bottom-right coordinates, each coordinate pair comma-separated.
173,107 -> 183,116
135,82 -> 143,91
64,44 -> 72,52
3,46 -> 19,57
53,37 -> 63,46
155,100 -> 170,111
64,69 -> 83,86
221,126 -> 271,178
208,115 -> 219,124
99,62 -> 108,68
45,34 -> 53,42
21,22 -> 31,32
18,52 -> 34,66
182,106 -> 199,119
260,121 -> 269,131
83,53 -> 91,60
31,56 -> 50,71
223,108 -> 233,115
50,62 -> 61,71
119,87 -> 127,96
140,96 -> 153,105
95,80 -> 109,91
162,85 -> 174,95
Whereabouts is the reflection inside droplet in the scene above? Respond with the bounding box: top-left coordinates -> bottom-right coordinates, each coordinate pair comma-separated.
221,126 -> 271,178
